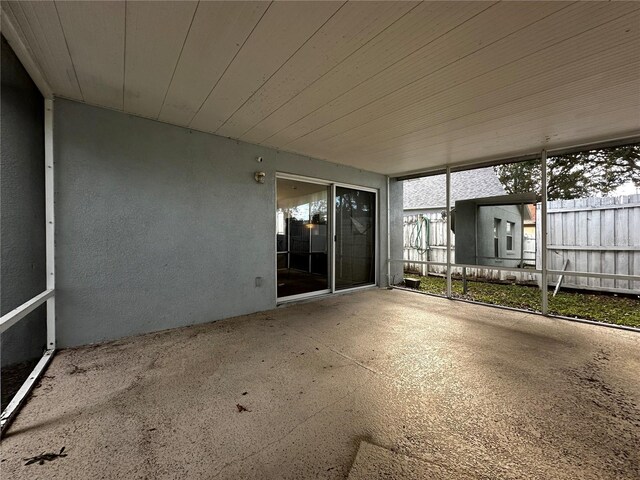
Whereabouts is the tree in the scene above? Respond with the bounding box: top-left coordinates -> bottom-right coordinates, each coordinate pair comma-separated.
494,145 -> 640,201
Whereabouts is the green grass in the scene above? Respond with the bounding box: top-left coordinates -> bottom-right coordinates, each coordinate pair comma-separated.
402,274 -> 640,328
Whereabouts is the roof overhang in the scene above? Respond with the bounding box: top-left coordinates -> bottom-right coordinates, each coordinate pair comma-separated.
2,1 -> 639,177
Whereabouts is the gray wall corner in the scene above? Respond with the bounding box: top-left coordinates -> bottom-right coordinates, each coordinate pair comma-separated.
388,178 -> 404,286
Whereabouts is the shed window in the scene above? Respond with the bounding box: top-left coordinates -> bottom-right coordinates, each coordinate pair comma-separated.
506,221 -> 515,251
493,218 -> 501,257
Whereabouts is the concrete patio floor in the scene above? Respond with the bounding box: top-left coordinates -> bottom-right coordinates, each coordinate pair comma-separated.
1,289 -> 639,479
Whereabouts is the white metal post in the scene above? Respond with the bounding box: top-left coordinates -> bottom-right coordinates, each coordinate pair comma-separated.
541,150 -> 548,315
45,98 -> 56,349
331,184 -> 336,293
1,99 -> 57,435
446,167 -> 452,298
386,176 -> 391,286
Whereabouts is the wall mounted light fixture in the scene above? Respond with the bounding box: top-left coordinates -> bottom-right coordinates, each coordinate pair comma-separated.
254,171 -> 266,184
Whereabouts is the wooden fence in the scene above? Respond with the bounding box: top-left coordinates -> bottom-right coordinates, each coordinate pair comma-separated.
403,213 -> 538,283
541,194 -> 640,294
404,193 -> 640,294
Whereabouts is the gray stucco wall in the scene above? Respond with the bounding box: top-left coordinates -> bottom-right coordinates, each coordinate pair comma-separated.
55,99 -> 393,348
1,36 -> 47,367
388,179 -> 404,285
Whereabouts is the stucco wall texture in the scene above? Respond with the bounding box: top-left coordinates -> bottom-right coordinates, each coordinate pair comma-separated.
54,99 -> 399,348
0,36 -> 47,367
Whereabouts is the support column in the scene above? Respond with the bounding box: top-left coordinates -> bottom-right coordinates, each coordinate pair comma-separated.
45,98 -> 55,349
541,150 -> 548,315
446,167 -> 452,298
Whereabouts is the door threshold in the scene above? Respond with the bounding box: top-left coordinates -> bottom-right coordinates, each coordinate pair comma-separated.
276,285 -> 379,306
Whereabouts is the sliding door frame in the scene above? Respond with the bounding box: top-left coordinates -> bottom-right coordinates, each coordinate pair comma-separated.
275,173 -> 379,304
332,182 -> 379,293
275,173 -> 332,303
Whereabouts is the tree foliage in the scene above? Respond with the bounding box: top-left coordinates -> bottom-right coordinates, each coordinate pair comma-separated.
494,145 -> 640,201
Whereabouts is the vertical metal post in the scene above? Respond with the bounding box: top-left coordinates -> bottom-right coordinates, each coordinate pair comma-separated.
462,267 -> 467,294
331,184 -> 336,293
44,99 -> 56,349
386,176 -> 391,286
519,203 -> 525,267
446,167 -> 452,298
541,150 -> 548,315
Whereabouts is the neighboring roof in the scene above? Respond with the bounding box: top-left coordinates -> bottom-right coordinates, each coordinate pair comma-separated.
403,167 -> 506,210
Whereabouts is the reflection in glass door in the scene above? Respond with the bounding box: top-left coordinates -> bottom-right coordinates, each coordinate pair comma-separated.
276,178 -> 330,299
334,187 -> 376,290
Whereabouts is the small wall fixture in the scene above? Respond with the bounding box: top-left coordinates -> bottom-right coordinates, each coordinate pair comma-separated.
254,171 -> 266,184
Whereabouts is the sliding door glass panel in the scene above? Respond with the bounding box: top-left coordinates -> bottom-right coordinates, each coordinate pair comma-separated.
335,187 -> 376,290
276,179 -> 329,298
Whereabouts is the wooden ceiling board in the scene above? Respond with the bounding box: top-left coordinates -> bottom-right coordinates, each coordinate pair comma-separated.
295,9 -> 640,156
188,1 -> 344,133
4,1 -> 81,99
214,1 -> 418,138
329,78 -> 640,173
283,1 -> 640,150
3,1 -> 637,176
157,1 -> 269,126
240,1 -> 493,145
324,63 -> 640,162
373,94 -> 640,175
124,1 -> 197,119
55,0 -> 126,109
264,1 -> 571,149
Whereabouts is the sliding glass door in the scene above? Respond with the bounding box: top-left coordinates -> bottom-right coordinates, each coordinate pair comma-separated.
276,178 -> 330,300
276,176 -> 377,301
334,186 -> 376,290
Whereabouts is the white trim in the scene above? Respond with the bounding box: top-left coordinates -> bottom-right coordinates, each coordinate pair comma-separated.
332,181 -> 378,194
334,284 -> 379,294
1,98 -> 58,437
275,174 -> 332,302
276,172 -> 333,185
277,289 -> 332,304
393,259 -> 639,280
333,183 -> 379,291
0,290 -> 54,335
445,167 -> 452,298
0,349 -> 55,434
453,263 -> 542,274
331,183 -> 337,293
541,150 -> 549,315
547,245 -> 640,252
386,176 -> 391,287
390,259 -> 449,267
546,270 -> 640,281
45,99 -> 56,349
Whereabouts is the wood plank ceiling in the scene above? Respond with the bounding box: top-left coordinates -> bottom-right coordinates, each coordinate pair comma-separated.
2,1 -> 639,176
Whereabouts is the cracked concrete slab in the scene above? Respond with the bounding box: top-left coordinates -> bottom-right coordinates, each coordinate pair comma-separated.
1,289 -> 639,479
